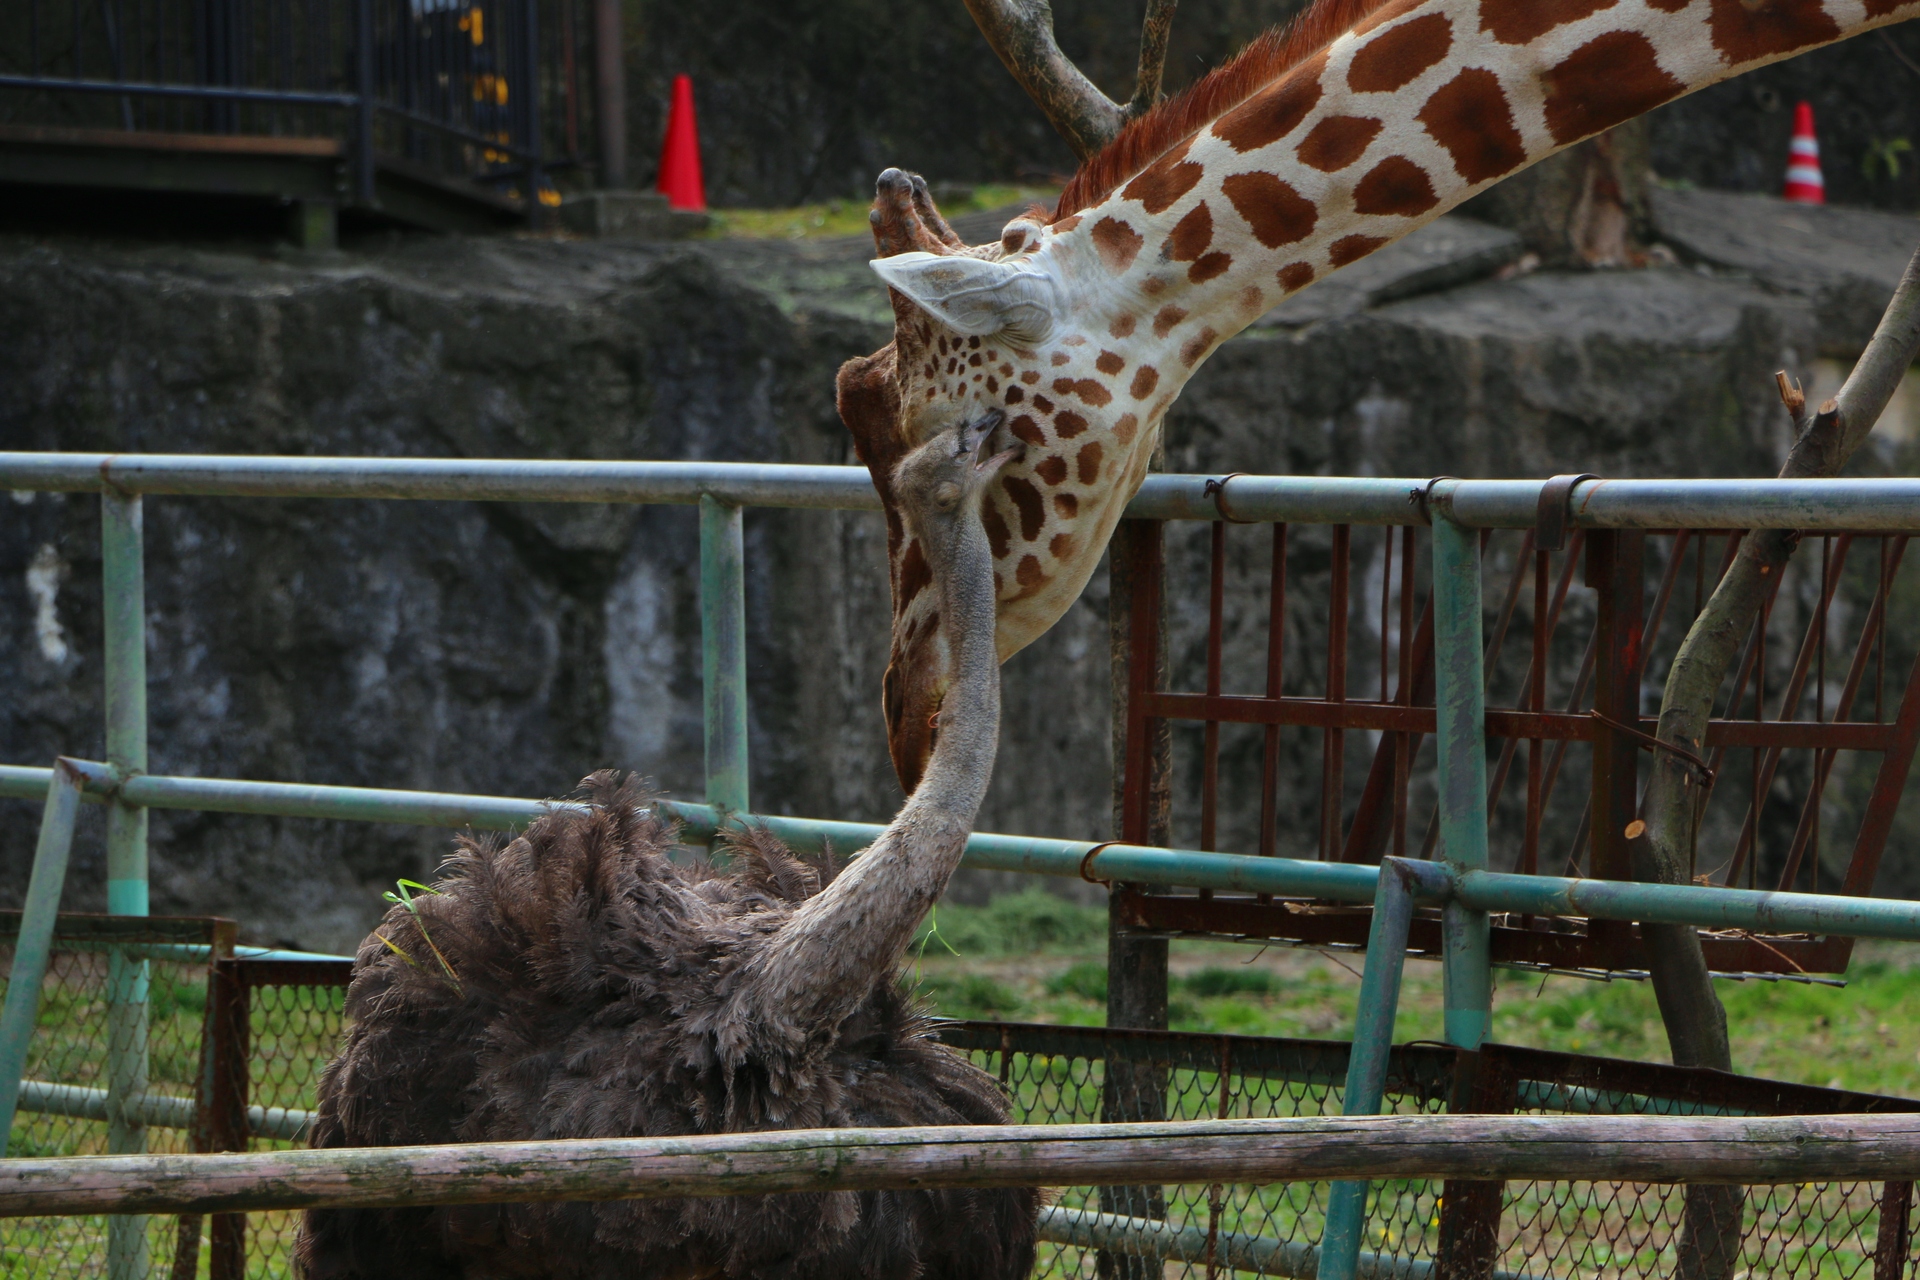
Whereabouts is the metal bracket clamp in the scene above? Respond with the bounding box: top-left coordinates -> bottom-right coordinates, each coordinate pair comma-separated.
1202,473 -> 1254,523
1407,477 -> 1458,527
1536,474 -> 1599,551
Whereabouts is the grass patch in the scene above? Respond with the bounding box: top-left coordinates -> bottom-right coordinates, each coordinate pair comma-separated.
913,888 -> 1107,958
914,940 -> 1920,1096
704,184 -> 1055,240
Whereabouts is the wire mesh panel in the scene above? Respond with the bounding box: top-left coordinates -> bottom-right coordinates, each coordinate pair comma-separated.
939,1023 -> 1460,1279
0,913 -> 232,1280
6,955 -> 1916,1279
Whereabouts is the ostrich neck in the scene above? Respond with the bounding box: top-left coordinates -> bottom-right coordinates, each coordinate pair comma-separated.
719,505 -> 1001,1063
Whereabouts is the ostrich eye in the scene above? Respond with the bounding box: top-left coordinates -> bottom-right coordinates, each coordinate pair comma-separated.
933,482 -> 961,510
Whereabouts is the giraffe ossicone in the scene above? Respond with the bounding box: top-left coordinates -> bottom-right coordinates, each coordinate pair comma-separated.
840,0 -> 1920,793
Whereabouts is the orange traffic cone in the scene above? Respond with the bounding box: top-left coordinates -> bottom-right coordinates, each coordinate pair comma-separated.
658,75 -> 706,212
1783,100 -> 1825,204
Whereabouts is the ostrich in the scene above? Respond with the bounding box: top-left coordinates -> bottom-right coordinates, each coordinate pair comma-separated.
296,410 -> 1037,1280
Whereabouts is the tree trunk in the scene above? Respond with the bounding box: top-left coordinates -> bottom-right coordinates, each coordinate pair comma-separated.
1637,247 -> 1920,1278
1458,121 -> 1651,268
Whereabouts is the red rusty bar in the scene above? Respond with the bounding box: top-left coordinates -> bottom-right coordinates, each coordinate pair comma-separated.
1871,1179 -> 1913,1280
1121,521 -> 1167,846
1525,546 -> 1548,876
1396,526 -> 1416,860
1339,599 -> 1433,865
1843,628 -> 1920,899
1257,525 -> 1288,867
1380,529 -> 1393,702
1201,521 -> 1227,858
1322,525 -> 1350,861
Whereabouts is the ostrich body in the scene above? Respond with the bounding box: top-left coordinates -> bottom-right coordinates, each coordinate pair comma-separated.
296,414 -> 1037,1280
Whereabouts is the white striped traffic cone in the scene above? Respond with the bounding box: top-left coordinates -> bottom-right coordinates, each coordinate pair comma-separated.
1783,101 -> 1825,204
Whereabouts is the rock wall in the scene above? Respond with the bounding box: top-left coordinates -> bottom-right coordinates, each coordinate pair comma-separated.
3,188 -> 1919,951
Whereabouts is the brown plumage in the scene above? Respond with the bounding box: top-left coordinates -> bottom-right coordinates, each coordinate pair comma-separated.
295,772 -> 1037,1279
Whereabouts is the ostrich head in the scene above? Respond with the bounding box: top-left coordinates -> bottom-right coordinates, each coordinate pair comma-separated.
885,409 -> 1020,787
892,408 -> 1020,559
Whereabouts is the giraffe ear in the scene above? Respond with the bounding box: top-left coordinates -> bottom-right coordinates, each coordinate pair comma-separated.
869,251 -> 1058,347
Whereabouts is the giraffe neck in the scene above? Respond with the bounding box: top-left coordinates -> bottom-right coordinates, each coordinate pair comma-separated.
1034,0 -> 1912,403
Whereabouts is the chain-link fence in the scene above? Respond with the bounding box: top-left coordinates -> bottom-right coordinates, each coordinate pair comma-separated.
3,924 -> 1917,1279
0,912 -> 233,1280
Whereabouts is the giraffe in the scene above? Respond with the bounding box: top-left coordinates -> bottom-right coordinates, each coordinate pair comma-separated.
839,0 -> 1918,792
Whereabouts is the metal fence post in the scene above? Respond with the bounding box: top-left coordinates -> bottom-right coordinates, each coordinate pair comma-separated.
352,0 -> 376,207
699,496 -> 749,829
1318,856 -> 1441,1280
1431,503 -> 1492,1051
0,758 -> 84,1156
522,0 -> 547,223
103,490 -> 152,1280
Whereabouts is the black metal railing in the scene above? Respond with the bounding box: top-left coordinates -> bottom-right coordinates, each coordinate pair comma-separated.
0,0 -> 596,212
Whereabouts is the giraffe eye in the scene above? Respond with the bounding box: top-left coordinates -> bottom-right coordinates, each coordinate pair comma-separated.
933,482 -> 961,510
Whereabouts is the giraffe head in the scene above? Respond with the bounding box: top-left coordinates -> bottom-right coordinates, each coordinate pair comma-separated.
838,169 -> 1176,793
842,0 -> 1913,792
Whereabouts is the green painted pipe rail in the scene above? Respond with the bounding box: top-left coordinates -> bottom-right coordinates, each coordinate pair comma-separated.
6,762 -> 1920,944
18,454 -> 1920,530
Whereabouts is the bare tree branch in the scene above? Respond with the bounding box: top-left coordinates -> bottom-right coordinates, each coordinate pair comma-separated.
1635,244 -> 1920,1278
960,0 -> 1126,159
1127,0 -> 1181,118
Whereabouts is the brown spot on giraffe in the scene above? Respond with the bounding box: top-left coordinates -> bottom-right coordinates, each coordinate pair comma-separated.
1051,352 -> 1071,366
1113,413 -> 1139,445
1419,69 -> 1527,183
1278,262 -> 1315,291
1009,414 -> 1046,446
897,539 -> 931,607
1480,0 -> 1617,43
1223,172 -> 1317,247
1054,378 -> 1114,407
986,375 -> 999,393
1053,492 -> 1079,518
1213,53 -> 1327,152
1056,411 -> 1090,438
1003,475 -> 1047,541
1110,314 -> 1137,338
999,363 -> 1014,377
1189,253 -> 1233,283
1166,202 -> 1214,261
1297,116 -> 1383,172
1015,555 -> 1046,589
1153,305 -> 1189,338
969,353 -> 983,367
1021,370 -> 1040,385
1541,32 -> 1684,145
1863,0 -> 1904,15
1034,395 -> 1055,413
1096,350 -> 1126,375
1049,533 -> 1077,561
1036,455 -> 1069,485
1181,328 -> 1219,366
982,502 -> 1012,559
1130,366 -> 1160,399
1005,385 -> 1024,404
968,336 -> 981,349
1092,217 -> 1146,273
1330,234 -> 1390,266
1347,13 -> 1452,93
1053,214 -> 1082,233
1353,156 -> 1440,216
1122,139 -> 1204,214
1708,0 -> 1839,62
1240,286 -> 1265,312
1076,442 -> 1106,484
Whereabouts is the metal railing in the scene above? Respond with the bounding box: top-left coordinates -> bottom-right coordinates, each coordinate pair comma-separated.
7,454 -> 1920,1280
0,0 -> 595,211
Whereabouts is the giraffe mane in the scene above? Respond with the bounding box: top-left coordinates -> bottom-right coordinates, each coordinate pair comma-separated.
1051,0 -> 1398,220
